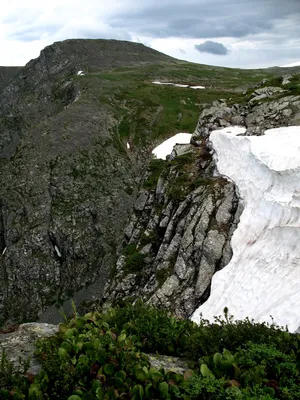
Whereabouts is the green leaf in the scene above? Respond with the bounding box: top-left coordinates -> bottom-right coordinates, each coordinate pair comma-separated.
68,396 -> 82,400
72,390 -> 84,396
145,383 -> 152,399
200,364 -> 215,379
132,384 -> 144,399
213,352 -> 223,366
75,341 -> 84,352
58,322 -> 68,334
75,316 -> 86,329
149,369 -> 164,384
115,370 -> 127,381
96,387 -> 105,400
58,347 -> 67,359
65,328 -> 78,339
118,331 -> 127,343
61,341 -> 72,352
104,363 -> 115,376
134,368 -> 148,382
158,382 -> 169,399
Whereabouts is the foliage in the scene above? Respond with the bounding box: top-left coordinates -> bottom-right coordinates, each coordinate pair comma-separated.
0,303 -> 300,399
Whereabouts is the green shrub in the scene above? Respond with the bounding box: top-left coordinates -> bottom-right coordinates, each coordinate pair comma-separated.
1,302 -> 300,399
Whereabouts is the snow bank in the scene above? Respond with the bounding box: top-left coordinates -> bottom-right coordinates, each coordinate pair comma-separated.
152,133 -> 192,160
192,126 -> 300,332
152,81 -> 205,89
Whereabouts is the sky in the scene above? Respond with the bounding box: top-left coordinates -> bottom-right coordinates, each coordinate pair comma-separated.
1,0 -> 300,68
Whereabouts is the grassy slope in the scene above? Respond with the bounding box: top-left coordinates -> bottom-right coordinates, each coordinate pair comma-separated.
72,61 -> 282,150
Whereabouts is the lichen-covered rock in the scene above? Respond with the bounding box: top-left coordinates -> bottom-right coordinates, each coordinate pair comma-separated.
147,354 -> 189,374
0,323 -> 58,375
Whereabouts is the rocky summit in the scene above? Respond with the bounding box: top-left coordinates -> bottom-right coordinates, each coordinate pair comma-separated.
0,38 -> 299,326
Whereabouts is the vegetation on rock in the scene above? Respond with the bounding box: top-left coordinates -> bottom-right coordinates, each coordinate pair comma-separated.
0,303 -> 299,399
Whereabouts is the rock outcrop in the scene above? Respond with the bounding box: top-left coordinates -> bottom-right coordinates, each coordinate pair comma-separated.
102,145 -> 241,317
192,88 -> 300,142
0,323 -> 58,375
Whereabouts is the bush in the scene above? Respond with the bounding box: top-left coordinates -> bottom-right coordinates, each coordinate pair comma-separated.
1,302 -> 299,399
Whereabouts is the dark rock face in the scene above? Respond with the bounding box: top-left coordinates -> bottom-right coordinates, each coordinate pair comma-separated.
0,67 -> 21,90
102,146 -> 241,317
0,39 -> 176,324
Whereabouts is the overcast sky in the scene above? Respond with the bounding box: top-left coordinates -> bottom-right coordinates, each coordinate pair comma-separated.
1,0 -> 300,68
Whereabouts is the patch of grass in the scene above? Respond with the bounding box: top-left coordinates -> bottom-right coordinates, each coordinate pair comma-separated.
143,159 -> 167,190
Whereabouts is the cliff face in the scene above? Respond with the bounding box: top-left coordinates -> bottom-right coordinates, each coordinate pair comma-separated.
102,145 -> 241,316
0,39 -> 177,324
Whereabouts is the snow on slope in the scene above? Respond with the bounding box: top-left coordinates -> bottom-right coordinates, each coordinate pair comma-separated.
192,126 -> 300,332
152,133 -> 192,160
152,81 -> 205,89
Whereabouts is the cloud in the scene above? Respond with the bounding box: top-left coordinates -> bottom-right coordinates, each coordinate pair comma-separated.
0,0 -> 300,68
195,41 -> 229,56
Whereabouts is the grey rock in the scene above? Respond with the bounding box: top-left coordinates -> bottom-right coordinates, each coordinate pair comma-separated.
0,323 -> 58,375
147,353 -> 189,374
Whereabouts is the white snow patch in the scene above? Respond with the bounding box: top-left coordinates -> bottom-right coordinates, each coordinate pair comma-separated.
127,142 -> 130,149
152,81 -> 205,89
152,81 -> 173,85
2,247 -> 7,255
152,133 -> 192,160
192,125 -> 300,332
77,70 -> 85,76
54,245 -> 62,258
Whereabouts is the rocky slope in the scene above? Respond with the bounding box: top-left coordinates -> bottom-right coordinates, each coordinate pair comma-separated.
0,39 -> 179,325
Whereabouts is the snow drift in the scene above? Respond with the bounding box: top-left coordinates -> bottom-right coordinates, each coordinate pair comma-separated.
192,126 -> 300,332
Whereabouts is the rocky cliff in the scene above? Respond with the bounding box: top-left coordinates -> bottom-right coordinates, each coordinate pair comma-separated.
0,39 -> 178,325
102,146 -> 241,316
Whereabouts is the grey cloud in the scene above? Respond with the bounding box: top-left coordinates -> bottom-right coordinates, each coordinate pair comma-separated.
110,0 -> 300,39
195,41 -> 229,55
